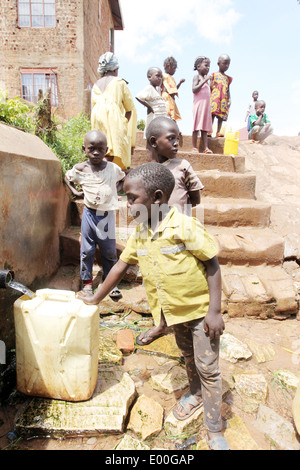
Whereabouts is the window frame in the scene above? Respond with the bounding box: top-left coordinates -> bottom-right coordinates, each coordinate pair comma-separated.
18,0 -> 56,28
20,68 -> 59,107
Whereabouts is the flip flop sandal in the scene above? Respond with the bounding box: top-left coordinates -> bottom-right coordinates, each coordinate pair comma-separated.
191,147 -> 199,153
135,331 -> 166,346
109,287 -> 123,300
208,436 -> 230,450
172,393 -> 203,420
203,148 -> 213,154
78,285 -> 93,296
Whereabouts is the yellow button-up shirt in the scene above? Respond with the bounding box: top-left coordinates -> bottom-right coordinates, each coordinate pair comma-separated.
120,207 -> 218,326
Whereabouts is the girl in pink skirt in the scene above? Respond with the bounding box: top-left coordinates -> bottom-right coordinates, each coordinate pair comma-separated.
192,56 -> 213,154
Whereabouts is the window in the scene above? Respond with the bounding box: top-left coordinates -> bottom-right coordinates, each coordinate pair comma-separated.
18,0 -> 56,28
21,69 -> 58,106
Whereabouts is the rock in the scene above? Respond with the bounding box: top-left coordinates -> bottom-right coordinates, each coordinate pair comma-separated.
135,333 -> 181,358
15,364 -> 136,437
255,404 -> 300,450
149,360 -> 189,394
99,335 -> 123,364
224,415 -> 261,450
116,328 -> 135,354
293,382 -> 300,435
233,373 -> 268,413
196,439 -> 209,450
245,339 -> 275,363
284,233 -> 300,259
114,434 -> 150,450
127,395 -> 164,439
274,369 -> 300,391
220,332 -> 252,363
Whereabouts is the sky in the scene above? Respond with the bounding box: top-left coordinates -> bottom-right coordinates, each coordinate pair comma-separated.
115,0 -> 300,137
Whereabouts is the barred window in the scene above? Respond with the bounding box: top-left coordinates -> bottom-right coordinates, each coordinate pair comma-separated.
21,69 -> 58,106
18,0 -> 56,28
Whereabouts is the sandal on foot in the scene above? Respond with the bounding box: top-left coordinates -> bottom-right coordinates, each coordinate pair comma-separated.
208,435 -> 230,450
109,286 -> 122,300
173,393 -> 203,420
203,148 -> 213,154
136,329 -> 166,346
78,284 -> 93,296
191,147 -> 199,153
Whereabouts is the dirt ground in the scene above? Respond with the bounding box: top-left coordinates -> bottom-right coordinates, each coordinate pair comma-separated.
0,315 -> 299,451
1,135 -> 300,451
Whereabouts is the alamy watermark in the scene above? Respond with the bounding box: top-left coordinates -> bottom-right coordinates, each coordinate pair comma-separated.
0,340 -> 6,364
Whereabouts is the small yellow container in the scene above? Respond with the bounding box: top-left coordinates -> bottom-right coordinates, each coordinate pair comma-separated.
14,289 -> 99,402
224,131 -> 239,155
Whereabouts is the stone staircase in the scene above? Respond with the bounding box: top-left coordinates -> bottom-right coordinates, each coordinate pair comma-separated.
59,132 -> 298,320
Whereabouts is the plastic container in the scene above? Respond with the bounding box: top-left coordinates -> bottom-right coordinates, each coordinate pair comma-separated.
14,289 -> 99,402
224,130 -> 239,155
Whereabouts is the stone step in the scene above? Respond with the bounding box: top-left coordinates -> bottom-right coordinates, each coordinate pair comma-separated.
69,196 -> 270,231
60,223 -> 284,268
221,264 -> 298,318
196,197 -> 271,228
197,170 -> 256,199
115,197 -> 271,229
131,148 -> 245,173
207,226 -> 284,266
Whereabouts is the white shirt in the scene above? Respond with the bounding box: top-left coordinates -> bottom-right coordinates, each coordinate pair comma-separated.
66,161 -> 125,211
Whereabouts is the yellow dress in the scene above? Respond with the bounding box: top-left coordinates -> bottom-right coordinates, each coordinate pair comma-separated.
91,77 -> 136,169
162,73 -> 181,121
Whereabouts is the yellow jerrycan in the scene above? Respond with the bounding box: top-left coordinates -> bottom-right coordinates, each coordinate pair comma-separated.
224,130 -> 239,155
14,289 -> 99,402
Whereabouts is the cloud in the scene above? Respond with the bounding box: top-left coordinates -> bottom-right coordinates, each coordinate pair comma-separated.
116,0 -> 242,63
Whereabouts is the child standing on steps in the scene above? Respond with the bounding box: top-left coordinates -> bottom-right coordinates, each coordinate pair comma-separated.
162,56 -> 185,145
192,56 -> 213,154
135,67 -> 168,137
64,130 -> 124,299
211,54 -> 232,137
77,162 -> 230,451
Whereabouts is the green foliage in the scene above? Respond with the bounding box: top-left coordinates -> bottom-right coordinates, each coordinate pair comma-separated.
0,93 -> 35,131
137,119 -> 145,131
47,113 -> 91,176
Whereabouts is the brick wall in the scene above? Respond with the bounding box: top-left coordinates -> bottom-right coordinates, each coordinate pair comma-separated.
0,0 -> 114,119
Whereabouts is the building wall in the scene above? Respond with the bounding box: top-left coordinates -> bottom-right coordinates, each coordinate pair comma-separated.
0,0 -> 114,119
83,0 -> 115,115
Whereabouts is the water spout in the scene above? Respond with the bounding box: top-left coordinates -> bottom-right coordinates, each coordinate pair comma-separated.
0,270 -> 35,299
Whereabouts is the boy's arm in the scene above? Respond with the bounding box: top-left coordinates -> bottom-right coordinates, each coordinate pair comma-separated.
64,175 -> 83,198
188,189 -> 201,207
202,256 -> 225,340
76,259 -> 129,305
135,97 -> 154,114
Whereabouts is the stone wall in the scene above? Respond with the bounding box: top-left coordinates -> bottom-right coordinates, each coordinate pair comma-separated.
0,123 -> 69,353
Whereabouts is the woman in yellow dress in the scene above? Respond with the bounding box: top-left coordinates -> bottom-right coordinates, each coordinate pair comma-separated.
91,52 -> 136,170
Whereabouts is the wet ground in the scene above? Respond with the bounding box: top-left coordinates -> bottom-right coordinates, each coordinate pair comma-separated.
1,314 -> 299,451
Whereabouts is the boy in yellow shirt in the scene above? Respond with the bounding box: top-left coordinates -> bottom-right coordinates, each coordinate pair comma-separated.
77,162 -> 229,450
